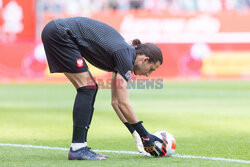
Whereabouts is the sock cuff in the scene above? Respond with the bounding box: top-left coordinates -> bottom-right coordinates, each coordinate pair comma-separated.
77,86 -> 97,93
131,121 -> 148,137
124,122 -> 135,134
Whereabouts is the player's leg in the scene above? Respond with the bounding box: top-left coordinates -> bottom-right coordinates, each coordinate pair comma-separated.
65,72 -> 107,160
64,71 -> 98,145
64,71 -> 95,145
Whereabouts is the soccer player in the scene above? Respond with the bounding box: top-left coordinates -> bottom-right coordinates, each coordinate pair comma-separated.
41,17 -> 163,160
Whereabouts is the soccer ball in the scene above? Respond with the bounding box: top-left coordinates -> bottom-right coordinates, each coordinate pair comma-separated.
154,131 -> 176,157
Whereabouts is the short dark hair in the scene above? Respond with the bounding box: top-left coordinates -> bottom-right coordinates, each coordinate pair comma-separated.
132,39 -> 163,65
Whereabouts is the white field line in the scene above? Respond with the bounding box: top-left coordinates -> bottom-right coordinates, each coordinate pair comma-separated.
0,143 -> 249,164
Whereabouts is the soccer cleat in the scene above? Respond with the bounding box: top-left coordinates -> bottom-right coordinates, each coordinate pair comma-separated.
87,147 -> 109,159
68,147 -> 106,160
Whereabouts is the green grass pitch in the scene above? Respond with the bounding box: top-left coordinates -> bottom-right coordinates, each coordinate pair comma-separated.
0,81 -> 249,166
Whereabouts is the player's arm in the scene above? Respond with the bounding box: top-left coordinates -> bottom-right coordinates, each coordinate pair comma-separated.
111,72 -> 150,156
111,72 -> 128,123
113,72 -> 163,156
112,72 -> 138,123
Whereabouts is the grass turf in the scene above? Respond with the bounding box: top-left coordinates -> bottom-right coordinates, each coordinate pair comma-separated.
0,81 -> 249,166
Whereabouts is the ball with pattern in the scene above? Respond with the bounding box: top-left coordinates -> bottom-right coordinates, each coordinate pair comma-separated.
154,131 -> 176,157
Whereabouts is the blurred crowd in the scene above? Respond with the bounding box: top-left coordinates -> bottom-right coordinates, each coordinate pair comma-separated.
37,0 -> 250,15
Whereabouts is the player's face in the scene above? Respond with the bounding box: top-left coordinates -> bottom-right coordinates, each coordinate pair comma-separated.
134,56 -> 161,77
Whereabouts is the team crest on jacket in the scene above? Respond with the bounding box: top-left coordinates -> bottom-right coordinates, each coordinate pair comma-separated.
125,70 -> 132,80
76,58 -> 84,67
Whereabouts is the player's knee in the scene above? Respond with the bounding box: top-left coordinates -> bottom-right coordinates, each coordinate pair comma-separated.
111,99 -> 119,108
64,72 -> 97,89
117,101 -> 129,111
88,83 -> 98,95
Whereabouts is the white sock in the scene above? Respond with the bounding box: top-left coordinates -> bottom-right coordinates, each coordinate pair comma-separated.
71,142 -> 87,151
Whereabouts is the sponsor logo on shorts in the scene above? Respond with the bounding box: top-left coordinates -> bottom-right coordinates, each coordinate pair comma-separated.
76,58 -> 84,67
125,70 -> 132,80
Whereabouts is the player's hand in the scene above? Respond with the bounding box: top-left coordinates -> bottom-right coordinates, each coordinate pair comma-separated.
141,133 -> 163,157
132,131 -> 151,156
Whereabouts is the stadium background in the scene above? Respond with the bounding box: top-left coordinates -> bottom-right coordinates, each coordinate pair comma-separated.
1,0 -> 250,82
0,1 -> 250,166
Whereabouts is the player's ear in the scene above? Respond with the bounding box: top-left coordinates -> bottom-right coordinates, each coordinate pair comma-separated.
142,56 -> 150,63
